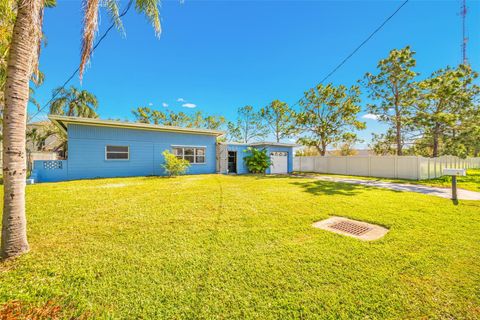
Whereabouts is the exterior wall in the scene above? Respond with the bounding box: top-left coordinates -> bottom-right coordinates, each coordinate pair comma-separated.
226,144 -> 294,174
67,124 -> 217,180
226,144 -> 250,174
31,160 -> 68,182
33,124 -> 218,182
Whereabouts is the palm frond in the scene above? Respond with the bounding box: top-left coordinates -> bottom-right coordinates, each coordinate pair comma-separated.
135,0 -> 162,37
44,0 -> 56,8
104,0 -> 124,35
79,0 -> 100,81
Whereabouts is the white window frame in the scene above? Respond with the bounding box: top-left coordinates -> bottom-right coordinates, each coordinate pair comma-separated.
105,145 -> 130,161
171,145 -> 206,164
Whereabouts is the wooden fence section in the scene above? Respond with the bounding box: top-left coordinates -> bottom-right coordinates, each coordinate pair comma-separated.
293,155 -> 480,180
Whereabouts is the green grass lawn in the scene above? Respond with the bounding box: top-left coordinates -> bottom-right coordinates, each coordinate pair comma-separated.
1,174 -> 479,318
414,168 -> 480,192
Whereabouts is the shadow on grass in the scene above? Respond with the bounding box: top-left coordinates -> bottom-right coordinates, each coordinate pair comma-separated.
290,179 -> 365,196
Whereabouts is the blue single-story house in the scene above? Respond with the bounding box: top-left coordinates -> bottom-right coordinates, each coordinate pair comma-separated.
31,115 -> 296,183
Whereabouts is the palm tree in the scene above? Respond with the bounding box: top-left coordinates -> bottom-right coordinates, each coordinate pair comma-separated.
1,0 -> 162,259
49,86 -> 99,118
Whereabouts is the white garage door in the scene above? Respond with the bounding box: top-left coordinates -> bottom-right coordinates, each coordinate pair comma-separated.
270,151 -> 288,174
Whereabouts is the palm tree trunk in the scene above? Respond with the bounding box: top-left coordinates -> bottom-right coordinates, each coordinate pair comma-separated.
1,0 -> 43,259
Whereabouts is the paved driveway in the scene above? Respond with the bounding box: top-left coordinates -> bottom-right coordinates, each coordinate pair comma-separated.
304,175 -> 480,201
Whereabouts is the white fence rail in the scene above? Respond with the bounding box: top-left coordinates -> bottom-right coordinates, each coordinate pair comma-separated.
293,155 -> 480,180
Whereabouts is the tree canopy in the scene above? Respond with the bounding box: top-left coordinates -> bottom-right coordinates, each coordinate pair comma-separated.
295,83 -> 365,156
49,86 -> 98,118
131,107 -> 226,130
228,105 -> 268,143
361,46 -> 418,155
260,100 -> 295,142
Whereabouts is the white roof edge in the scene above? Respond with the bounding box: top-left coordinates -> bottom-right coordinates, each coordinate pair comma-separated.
48,115 -> 225,136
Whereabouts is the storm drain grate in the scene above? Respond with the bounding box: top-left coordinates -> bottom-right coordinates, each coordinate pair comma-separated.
312,216 -> 389,241
329,221 -> 371,236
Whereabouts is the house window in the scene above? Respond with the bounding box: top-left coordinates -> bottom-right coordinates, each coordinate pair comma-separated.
172,146 -> 206,164
106,145 -> 129,160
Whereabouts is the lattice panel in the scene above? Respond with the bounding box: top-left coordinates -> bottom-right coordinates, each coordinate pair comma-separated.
43,161 -> 63,170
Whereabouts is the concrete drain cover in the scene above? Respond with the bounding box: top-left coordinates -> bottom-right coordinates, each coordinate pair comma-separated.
312,216 -> 388,241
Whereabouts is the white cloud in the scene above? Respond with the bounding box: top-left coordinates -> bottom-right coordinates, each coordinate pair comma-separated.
148,102 -> 153,106
162,102 -> 168,107
182,103 -> 197,108
177,98 -> 185,102
362,113 -> 379,120
288,138 -> 296,143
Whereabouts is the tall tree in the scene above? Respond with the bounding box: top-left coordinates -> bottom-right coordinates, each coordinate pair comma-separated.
333,133 -> 363,156
164,111 -> 190,127
295,83 -> 365,156
132,106 -> 152,123
0,0 -> 54,109
259,100 -> 295,142
151,110 -> 167,125
369,130 -> 397,156
49,86 -> 98,118
203,115 -> 225,130
189,111 -> 204,128
415,64 -> 479,157
2,0 -> 162,259
228,105 -> 267,143
361,46 -> 418,155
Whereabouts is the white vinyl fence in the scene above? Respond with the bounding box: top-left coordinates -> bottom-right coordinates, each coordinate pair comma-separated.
294,155 -> 480,180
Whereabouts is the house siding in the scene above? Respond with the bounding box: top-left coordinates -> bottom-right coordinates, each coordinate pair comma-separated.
227,144 -> 294,174
65,124 -> 217,180
227,144 -> 251,174
32,121 -> 296,182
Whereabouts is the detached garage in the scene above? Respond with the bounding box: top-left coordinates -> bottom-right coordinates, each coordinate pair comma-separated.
217,142 -> 297,175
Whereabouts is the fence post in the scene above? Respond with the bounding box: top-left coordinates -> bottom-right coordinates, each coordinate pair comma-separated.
368,156 -> 372,177
428,158 -> 431,179
416,156 -> 421,180
394,156 -> 398,179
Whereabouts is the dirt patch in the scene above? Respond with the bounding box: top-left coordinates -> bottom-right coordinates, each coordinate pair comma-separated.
0,300 -> 88,320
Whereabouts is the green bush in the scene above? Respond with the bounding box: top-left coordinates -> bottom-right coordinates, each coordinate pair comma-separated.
162,150 -> 190,176
243,147 -> 271,174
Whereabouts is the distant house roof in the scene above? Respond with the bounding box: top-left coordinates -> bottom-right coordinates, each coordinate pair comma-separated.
49,115 -> 225,137
27,120 -> 51,127
249,142 -> 299,147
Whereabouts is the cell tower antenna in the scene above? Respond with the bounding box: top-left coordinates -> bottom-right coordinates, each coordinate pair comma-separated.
461,0 -> 468,65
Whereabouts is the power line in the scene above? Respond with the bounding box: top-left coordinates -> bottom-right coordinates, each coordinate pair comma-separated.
28,0 -> 133,122
290,0 -> 410,109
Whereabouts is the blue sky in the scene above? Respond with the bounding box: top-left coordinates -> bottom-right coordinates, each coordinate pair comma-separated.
33,0 -> 480,146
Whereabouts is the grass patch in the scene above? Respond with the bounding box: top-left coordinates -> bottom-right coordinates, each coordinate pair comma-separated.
1,174 -> 479,318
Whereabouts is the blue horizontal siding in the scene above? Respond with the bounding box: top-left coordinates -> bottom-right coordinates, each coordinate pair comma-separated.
32,122 -> 295,182
38,124 -> 217,182
227,144 -> 294,174
227,144 -> 251,174
32,160 -> 68,182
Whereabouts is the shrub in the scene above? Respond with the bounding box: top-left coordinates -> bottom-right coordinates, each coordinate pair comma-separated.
243,147 -> 271,174
162,150 -> 190,176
